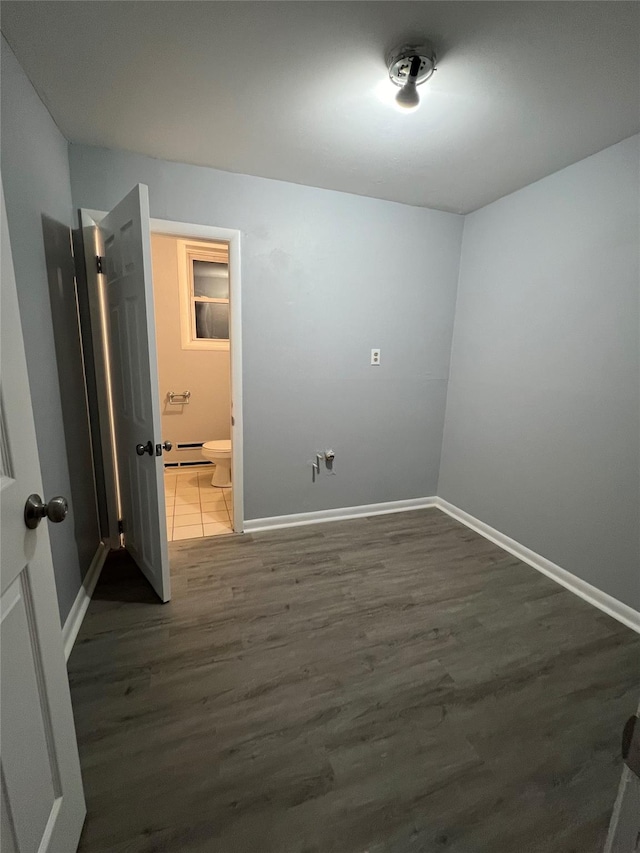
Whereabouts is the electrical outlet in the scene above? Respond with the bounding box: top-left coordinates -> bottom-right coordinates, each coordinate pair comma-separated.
371,348 -> 381,365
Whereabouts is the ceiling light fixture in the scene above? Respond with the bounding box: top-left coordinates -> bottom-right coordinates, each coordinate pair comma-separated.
387,43 -> 437,113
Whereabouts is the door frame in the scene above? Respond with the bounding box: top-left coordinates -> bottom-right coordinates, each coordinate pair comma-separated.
83,210 -> 244,534
80,211 -> 122,548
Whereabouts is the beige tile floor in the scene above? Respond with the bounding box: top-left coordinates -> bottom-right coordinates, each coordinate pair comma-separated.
164,468 -> 233,541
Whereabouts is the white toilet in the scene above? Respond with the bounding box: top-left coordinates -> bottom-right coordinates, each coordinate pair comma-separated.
201,440 -> 232,487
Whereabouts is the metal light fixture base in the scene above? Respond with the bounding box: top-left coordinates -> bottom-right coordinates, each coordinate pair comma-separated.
387,43 -> 437,88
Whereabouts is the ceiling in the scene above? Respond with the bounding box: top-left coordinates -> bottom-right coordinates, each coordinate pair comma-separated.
2,1 -> 639,213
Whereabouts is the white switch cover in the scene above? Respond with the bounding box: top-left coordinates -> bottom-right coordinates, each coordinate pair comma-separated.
371,348 -> 381,365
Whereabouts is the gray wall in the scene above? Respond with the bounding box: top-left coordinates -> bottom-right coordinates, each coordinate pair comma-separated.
68,145 -> 464,519
1,37 -> 100,623
439,135 -> 640,610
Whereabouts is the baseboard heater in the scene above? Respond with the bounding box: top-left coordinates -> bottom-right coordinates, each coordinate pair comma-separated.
164,442 -> 213,470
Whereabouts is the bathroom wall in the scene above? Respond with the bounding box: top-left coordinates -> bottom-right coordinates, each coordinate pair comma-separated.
439,135 -> 640,610
69,144 -> 465,519
151,233 -> 231,464
1,36 -> 100,625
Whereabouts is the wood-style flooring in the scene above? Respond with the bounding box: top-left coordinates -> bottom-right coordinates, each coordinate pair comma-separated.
68,508 -> 640,853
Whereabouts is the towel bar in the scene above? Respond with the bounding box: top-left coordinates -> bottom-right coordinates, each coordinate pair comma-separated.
168,391 -> 191,405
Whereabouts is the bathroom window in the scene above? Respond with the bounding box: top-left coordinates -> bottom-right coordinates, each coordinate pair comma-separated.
177,240 -> 230,350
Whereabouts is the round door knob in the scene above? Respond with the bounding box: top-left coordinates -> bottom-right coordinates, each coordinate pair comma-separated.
162,441 -> 172,452
136,441 -> 154,456
24,494 -> 69,530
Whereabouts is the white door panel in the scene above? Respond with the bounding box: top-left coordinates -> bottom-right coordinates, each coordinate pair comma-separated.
99,185 -> 170,601
0,180 -> 85,852
2,576 -> 59,850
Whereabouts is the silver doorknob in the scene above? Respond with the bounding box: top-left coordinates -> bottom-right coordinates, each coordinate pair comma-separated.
162,440 -> 172,451
24,494 -> 69,530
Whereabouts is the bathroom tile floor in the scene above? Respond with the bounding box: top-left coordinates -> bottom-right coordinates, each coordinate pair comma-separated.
164,467 -> 233,541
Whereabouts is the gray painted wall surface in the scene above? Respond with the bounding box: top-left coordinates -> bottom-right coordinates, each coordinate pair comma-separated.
1,37 -> 99,623
7,39 -> 636,616
68,145 -> 464,519
439,135 -> 640,609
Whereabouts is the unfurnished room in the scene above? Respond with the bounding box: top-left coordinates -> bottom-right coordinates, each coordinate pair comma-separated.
0,2 -> 639,852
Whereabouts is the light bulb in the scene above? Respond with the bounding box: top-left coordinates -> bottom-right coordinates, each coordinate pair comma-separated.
395,82 -> 420,112
394,53 -> 422,113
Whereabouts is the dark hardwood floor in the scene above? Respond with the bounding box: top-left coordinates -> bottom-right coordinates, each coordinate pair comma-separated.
68,508 -> 640,852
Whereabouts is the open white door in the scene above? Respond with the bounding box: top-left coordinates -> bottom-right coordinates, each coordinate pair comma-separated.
97,185 -> 170,602
0,182 -> 86,850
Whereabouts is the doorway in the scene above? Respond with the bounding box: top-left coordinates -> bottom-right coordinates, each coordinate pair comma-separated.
150,233 -> 234,541
149,216 -> 244,540
82,192 -> 244,603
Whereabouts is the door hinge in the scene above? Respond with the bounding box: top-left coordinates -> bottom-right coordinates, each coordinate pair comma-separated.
118,518 -> 124,535
96,255 -> 105,274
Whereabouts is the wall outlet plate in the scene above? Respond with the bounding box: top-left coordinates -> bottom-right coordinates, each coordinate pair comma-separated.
371,348 -> 381,365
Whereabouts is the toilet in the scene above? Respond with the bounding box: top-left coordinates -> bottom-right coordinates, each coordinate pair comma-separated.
201,440 -> 232,487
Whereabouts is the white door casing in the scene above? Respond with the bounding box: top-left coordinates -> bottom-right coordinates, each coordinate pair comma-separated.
0,181 -> 86,851
98,185 -> 170,601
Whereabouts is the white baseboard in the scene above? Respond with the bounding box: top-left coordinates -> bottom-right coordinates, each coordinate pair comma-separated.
247,494 -> 639,634
67,503 -> 637,648
436,498 -> 640,635
244,496 -> 437,533
62,541 -> 109,661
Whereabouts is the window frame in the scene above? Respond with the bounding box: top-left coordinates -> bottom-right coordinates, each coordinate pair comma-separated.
177,239 -> 230,351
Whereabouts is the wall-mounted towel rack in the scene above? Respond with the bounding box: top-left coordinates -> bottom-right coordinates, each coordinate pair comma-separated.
168,390 -> 191,405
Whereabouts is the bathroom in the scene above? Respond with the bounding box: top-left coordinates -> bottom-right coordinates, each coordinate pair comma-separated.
151,233 -> 233,541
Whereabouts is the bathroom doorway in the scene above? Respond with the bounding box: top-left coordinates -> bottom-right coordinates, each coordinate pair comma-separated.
81,192 -> 244,601
151,233 -> 235,541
